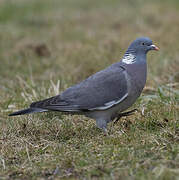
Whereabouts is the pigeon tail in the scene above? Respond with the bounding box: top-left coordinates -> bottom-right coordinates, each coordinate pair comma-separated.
8,108 -> 47,116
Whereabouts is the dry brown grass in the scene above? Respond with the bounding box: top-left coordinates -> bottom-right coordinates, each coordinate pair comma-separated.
0,0 -> 178,179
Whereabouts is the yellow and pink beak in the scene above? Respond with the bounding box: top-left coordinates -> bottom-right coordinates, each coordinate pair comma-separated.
150,44 -> 159,51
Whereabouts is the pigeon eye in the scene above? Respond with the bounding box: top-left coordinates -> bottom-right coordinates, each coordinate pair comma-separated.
141,42 -> 145,45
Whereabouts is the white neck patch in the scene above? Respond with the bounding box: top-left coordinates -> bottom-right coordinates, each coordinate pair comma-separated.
122,53 -> 136,64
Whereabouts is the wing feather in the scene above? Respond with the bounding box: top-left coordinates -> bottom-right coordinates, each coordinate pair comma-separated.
30,63 -> 129,111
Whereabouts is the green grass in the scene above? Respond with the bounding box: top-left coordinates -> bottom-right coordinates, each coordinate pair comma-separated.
0,0 -> 178,179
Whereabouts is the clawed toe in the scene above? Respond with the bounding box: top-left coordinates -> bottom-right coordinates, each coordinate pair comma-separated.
102,128 -> 109,136
114,109 -> 138,124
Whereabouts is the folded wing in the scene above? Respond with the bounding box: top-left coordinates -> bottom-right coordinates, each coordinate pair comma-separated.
31,63 -> 129,112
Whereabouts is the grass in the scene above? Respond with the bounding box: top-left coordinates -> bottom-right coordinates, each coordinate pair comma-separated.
0,0 -> 178,179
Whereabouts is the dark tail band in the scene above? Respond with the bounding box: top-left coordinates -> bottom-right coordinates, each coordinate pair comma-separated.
8,108 -> 46,116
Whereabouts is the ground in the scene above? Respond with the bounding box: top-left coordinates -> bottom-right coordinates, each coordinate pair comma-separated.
0,0 -> 178,179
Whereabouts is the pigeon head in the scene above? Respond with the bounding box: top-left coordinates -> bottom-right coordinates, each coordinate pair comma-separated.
128,37 -> 159,54
122,37 -> 159,64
